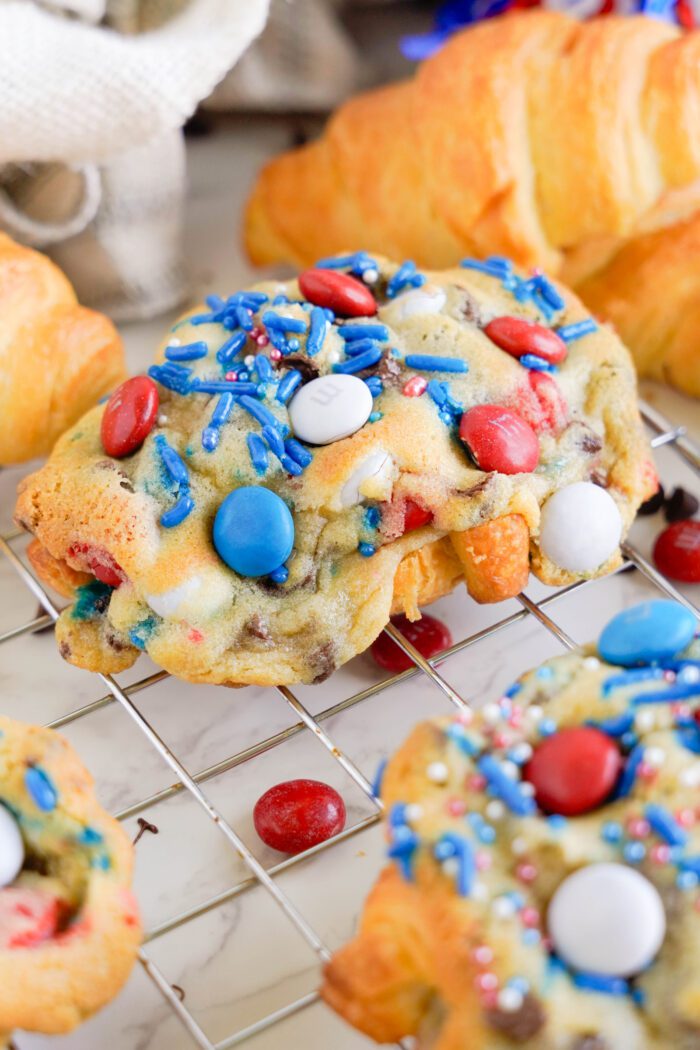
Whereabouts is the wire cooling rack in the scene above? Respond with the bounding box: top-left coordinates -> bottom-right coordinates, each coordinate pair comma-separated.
0,398 -> 698,1050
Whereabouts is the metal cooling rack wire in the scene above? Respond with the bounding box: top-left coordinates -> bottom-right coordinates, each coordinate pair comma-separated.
0,397 -> 697,1048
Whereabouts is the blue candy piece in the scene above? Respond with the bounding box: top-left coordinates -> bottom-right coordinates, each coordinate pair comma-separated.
25,766 -> 58,811
213,487 -> 294,577
598,601 -> 697,667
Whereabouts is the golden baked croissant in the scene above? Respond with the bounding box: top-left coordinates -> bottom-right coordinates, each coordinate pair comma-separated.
0,233 -> 126,465
245,11 -> 700,396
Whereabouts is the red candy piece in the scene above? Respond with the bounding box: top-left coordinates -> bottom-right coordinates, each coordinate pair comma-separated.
403,499 -> 433,532
523,727 -> 621,816
510,370 -> 568,434
459,404 -> 539,474
653,520 -> 700,583
254,779 -> 346,854
485,316 -> 567,365
371,613 -> 452,673
67,543 -> 125,588
298,268 -> 377,317
101,376 -> 159,458
0,887 -> 60,949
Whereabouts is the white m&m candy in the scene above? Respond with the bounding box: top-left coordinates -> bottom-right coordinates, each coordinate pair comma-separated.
340,450 -> 394,508
383,285 -> 446,324
288,374 -> 372,446
548,863 -> 665,977
539,482 -> 622,573
0,804 -> 24,887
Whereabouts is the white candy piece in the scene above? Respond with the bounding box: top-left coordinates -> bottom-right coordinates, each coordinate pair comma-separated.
288,374 -> 372,446
539,482 -> 622,573
340,450 -> 394,508
548,863 -> 666,977
146,575 -> 202,619
383,284 -> 447,324
0,805 -> 24,888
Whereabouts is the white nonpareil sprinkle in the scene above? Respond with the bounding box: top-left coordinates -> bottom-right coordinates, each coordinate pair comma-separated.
583,656 -> 601,671
363,269 -> 379,284
472,881 -> 488,901
442,857 -> 459,877
501,761 -> 519,781
244,354 -> 255,368
486,800 -> 506,821
157,414 -> 168,426
492,896 -> 517,919
644,747 -> 666,768
482,703 -> 502,725
497,988 -> 524,1013
426,761 -> 449,785
681,764 -> 700,787
526,705 -> 544,722
168,337 -> 181,347
510,742 -> 533,764
404,803 -> 424,824
511,837 -> 528,856
635,710 -> 657,733
520,782 -> 536,798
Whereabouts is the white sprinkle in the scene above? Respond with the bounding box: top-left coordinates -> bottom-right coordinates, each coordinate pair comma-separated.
511,837 -> 528,856
168,337 -> 181,347
442,857 -> 459,877
501,761 -> 519,781
520,782 -> 536,798
644,747 -> 666,768
511,742 -> 533,764
426,761 -> 449,785
363,268 -> 379,284
244,354 -> 255,368
492,896 -> 517,919
327,349 -> 341,364
681,765 -> 700,787
583,656 -> 601,671
486,800 -> 505,821
497,988 -> 524,1013
157,414 -> 169,426
635,710 -> 657,733
526,705 -> 544,723
404,803 -> 424,824
482,703 -> 502,725
472,881 -> 488,901
679,666 -> 700,684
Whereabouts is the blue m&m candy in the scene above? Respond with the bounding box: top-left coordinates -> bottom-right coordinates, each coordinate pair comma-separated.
598,600 -> 696,667
213,486 -> 294,578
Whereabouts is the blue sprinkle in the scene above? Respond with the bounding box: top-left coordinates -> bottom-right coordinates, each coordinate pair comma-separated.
539,718 -> 558,737
364,376 -> 384,397
371,758 -> 387,799
129,616 -> 157,649
262,310 -> 307,335
262,424 -> 285,458
602,667 -> 666,697
280,454 -> 303,476
338,323 -> 389,342
24,767 -> 58,812
216,330 -> 248,365
272,293 -> 290,306
165,340 -> 208,362
444,724 -> 480,757
556,319 -> 598,342
205,294 -> 224,310
676,725 -> 700,755
91,854 -> 112,871
148,363 -> 192,395
623,841 -> 646,863
614,743 -> 645,799
235,305 -> 254,331
191,380 -> 258,396
460,256 -> 514,279
344,337 -> 380,357
276,370 -> 302,404
601,820 -> 623,844
573,972 -> 629,997
247,433 -> 268,475
269,565 -> 289,584
678,855 -> 700,876
645,803 -> 688,847
239,395 -> 288,435
255,355 -> 273,381
315,251 -> 378,277
621,731 -> 639,751
358,542 -> 376,557
587,711 -> 635,738
161,494 -> 195,528
284,438 -> 313,469
369,411 -> 383,423
404,354 -> 468,374
504,682 -> 522,698
387,260 -> 426,299
677,870 -> 699,890
632,682 -> 700,706
155,435 -> 189,488
333,346 -> 383,374
78,826 -> 104,845
536,665 -> 555,680
520,354 -> 557,373
434,833 -> 474,896
477,755 -> 536,817
388,815 -> 419,881
287,338 -> 300,351
364,506 -> 381,529
305,307 -> 328,356
426,379 -> 448,406
389,803 -> 409,827
202,392 -> 235,451
522,928 -> 541,946
548,814 -> 567,832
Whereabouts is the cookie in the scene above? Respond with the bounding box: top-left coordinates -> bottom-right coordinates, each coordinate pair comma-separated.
16,253 -> 653,686
0,716 -> 140,1039
322,600 -> 700,1048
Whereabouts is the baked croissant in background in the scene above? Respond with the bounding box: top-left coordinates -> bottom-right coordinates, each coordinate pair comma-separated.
245,11 -> 700,397
0,233 -> 126,465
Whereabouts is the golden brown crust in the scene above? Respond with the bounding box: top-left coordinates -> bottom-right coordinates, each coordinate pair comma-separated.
27,539 -> 91,599
244,12 -> 700,395
0,233 -> 126,465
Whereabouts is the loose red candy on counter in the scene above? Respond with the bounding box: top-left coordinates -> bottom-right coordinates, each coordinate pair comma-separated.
524,727 -> 621,816
298,268 -> 377,317
653,520 -> 700,583
0,887 -> 60,949
371,613 -> 452,673
485,316 -> 567,365
403,499 -> 433,532
459,404 -> 539,474
101,376 -> 159,458
253,779 -> 346,854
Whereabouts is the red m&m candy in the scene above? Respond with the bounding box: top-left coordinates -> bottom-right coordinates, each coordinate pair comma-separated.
510,370 -> 568,434
298,268 -> 377,317
653,519 -> 700,583
459,404 -> 539,474
253,779 -> 346,854
67,543 -> 124,588
485,316 -> 567,365
403,499 -> 433,532
523,727 -> 621,816
101,376 -> 159,458
371,613 -> 452,673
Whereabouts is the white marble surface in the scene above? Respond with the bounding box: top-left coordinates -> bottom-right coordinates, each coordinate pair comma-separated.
1,124 -> 699,1050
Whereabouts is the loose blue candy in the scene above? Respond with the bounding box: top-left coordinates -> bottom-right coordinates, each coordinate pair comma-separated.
25,766 -> 58,811
213,486 -> 294,578
598,600 -> 697,667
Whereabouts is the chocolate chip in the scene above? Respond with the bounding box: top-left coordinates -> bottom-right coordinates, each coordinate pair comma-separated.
589,468 -> 609,488
485,993 -> 546,1042
578,430 -> 603,455
664,486 -> 699,523
461,290 -> 484,325
571,1037 -> 608,1050
58,641 -> 72,660
311,641 -> 337,683
105,629 -> 130,653
133,817 -> 159,844
282,355 -> 319,384
245,614 -> 271,642
376,354 -> 402,387
638,483 -> 665,516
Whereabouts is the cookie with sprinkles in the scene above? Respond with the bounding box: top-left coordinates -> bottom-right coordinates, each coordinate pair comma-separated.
16,253 -> 653,686
322,600 -> 700,1048
0,716 -> 140,1041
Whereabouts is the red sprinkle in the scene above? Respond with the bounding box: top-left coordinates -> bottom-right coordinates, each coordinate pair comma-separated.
653,520 -> 700,583
403,375 -> 428,397
298,268 -> 377,317
370,613 -> 452,673
101,376 -> 159,458
523,727 -> 621,816
403,499 -> 434,532
485,316 -> 567,365
459,404 -> 539,474
253,779 -> 346,854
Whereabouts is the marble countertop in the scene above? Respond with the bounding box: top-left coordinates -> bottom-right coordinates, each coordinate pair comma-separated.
2,123 -> 699,1050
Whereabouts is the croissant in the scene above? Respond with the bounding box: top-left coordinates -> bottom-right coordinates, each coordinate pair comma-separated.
0,233 -> 126,465
245,11 -> 700,396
